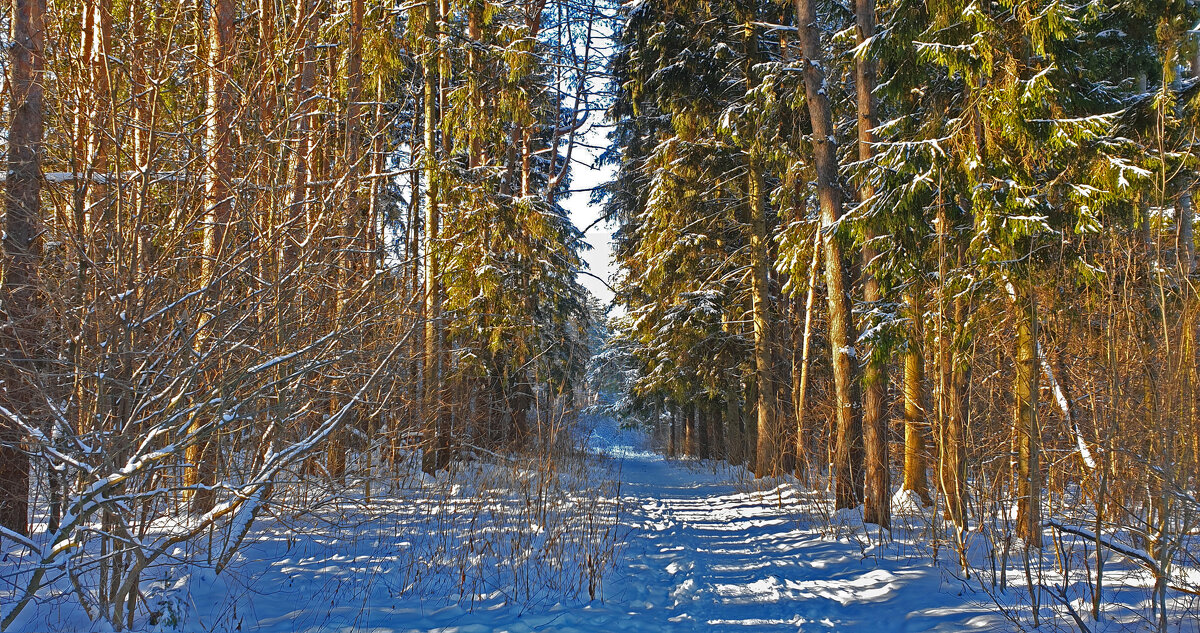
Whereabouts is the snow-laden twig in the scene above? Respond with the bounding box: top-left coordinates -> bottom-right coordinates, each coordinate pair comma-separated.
1045,520 -> 1200,597
1002,280 -> 1097,470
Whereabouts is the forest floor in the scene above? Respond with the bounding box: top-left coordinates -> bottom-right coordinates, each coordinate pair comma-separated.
19,416 -> 1197,632
222,419 -> 1007,633
537,419 -> 1010,633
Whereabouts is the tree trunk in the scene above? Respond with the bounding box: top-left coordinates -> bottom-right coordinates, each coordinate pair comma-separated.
1178,58 -> 1197,275
795,0 -> 863,508
467,2 -> 484,169
668,405 -> 677,458
326,0 -> 365,482
902,289 -> 932,504
0,0 -> 46,537
683,401 -> 696,457
421,0 -> 447,474
854,0 -> 890,528
711,396 -> 725,461
75,0 -> 112,230
936,214 -> 968,529
749,159 -> 779,476
794,230 -> 820,482
726,389 -> 743,465
1014,283 -> 1042,547
183,0 -> 234,515
286,0 -> 318,258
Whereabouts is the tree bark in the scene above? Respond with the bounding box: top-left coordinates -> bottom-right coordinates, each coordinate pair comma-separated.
901,289 -> 932,504
421,0 -> 447,474
286,0 -> 318,256
0,0 -> 46,537
75,0 -> 112,232
935,213 -> 968,529
711,395 -> 725,461
467,1 -> 484,169
184,0 -> 235,514
1178,59 -> 1197,275
326,0 -> 366,482
683,401 -> 696,457
1014,283 -> 1042,547
749,159 -> 779,476
795,0 -> 863,508
794,230 -> 820,481
724,390 -> 741,465
668,404 -> 677,458
854,0 -> 890,528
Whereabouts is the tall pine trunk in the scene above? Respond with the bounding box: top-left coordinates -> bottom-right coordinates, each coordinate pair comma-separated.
901,289 -> 932,504
795,0 -> 863,508
749,159 -> 778,476
854,0 -> 890,528
327,0 -> 365,480
936,213 -> 968,529
794,231 -> 820,481
1014,283 -> 1041,547
421,0 -> 447,474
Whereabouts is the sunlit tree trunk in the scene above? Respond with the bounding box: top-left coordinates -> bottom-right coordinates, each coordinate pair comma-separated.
74,0 -> 112,231
936,213 -> 967,529
854,0 -> 890,528
327,0 -> 366,481
184,0 -> 235,514
901,289 -> 931,504
749,158 -> 778,476
277,0 -> 319,458
467,1 -> 484,169
794,230 -> 820,482
421,0 -> 448,473
738,17 -> 779,477
795,0 -> 862,508
1178,56 -> 1197,275
1014,283 -> 1041,547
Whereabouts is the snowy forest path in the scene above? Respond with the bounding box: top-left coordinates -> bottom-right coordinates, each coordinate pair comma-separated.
563,419 -> 1004,632
221,418 -> 1007,633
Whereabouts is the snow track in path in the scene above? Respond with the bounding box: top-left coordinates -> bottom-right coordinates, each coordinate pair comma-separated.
226,443 -> 1006,632
96,423 -> 1009,633
562,446 -> 1004,633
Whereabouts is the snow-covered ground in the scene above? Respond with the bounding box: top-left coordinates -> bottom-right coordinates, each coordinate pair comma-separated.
13,416 -> 1199,632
